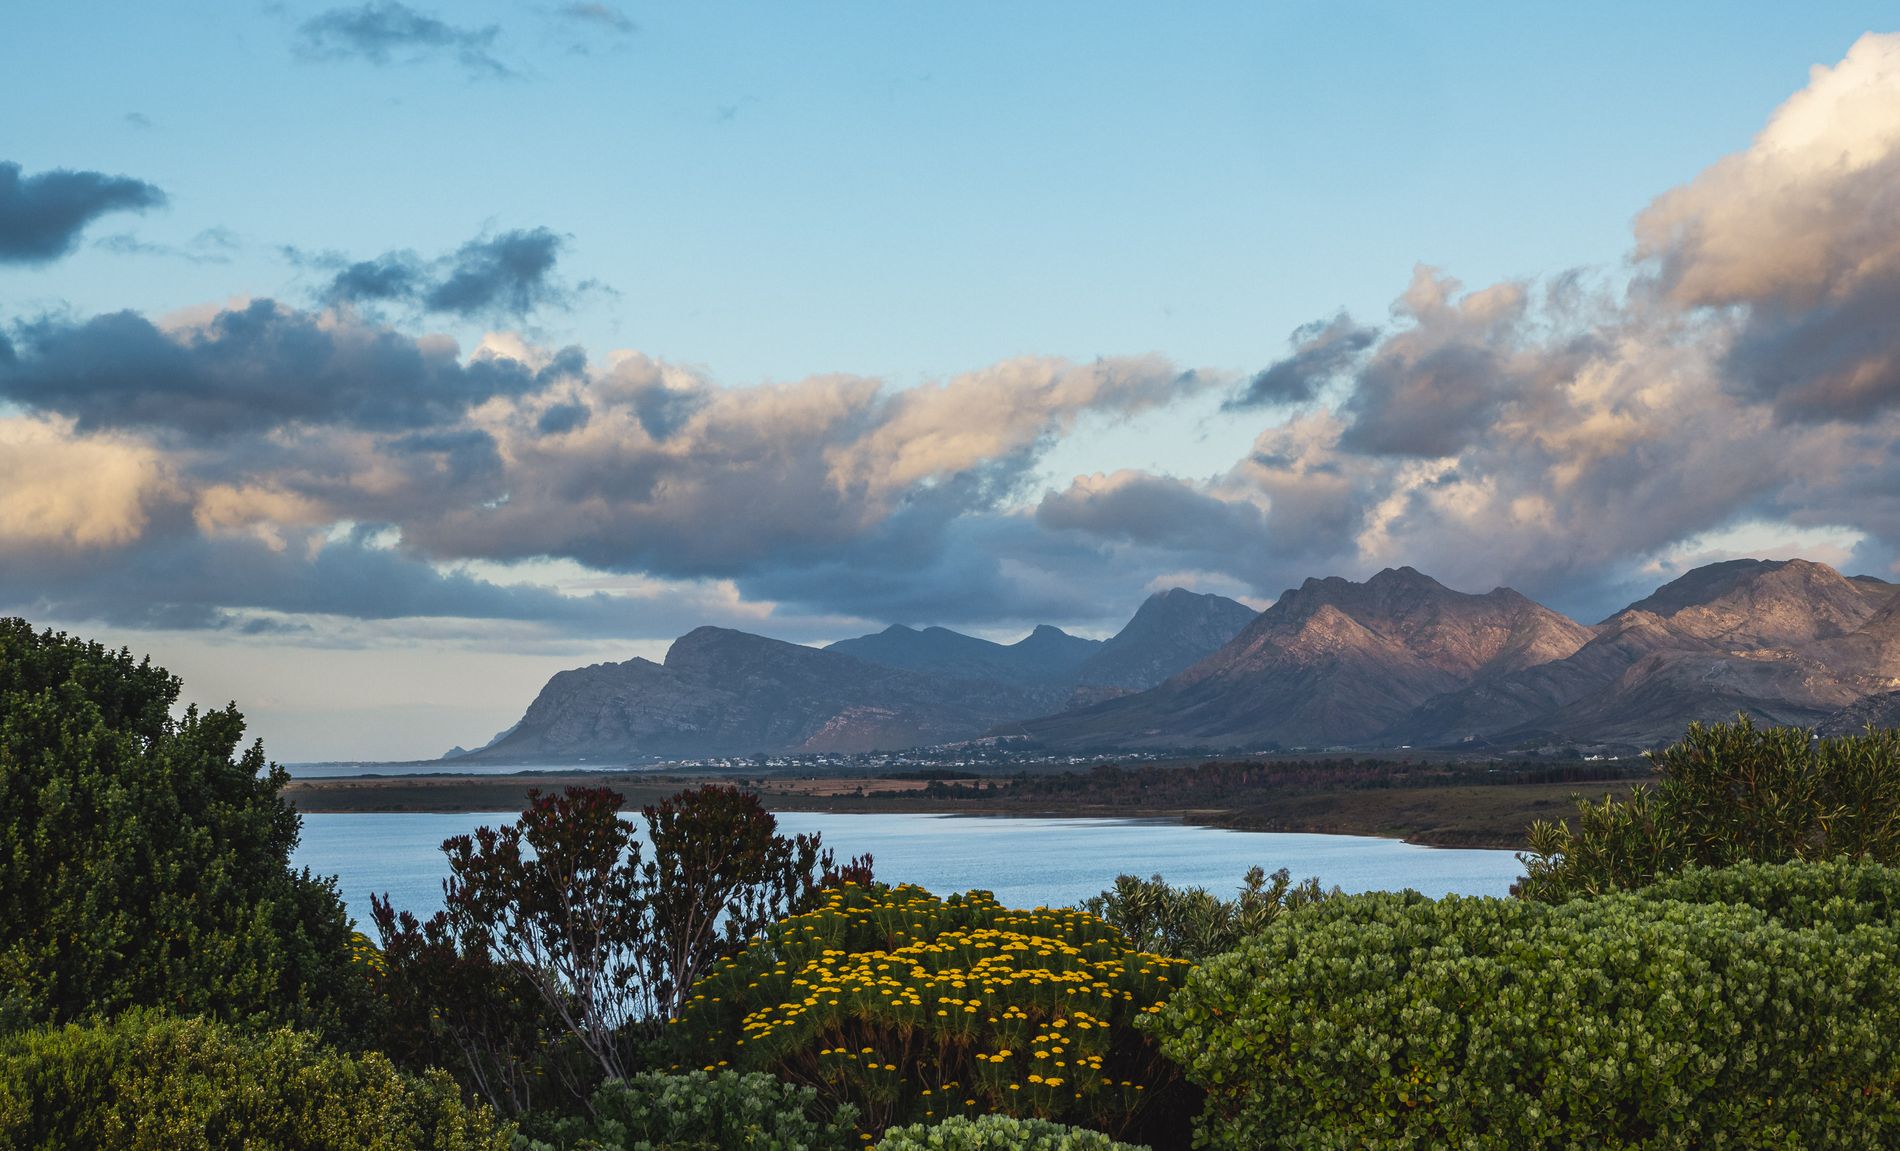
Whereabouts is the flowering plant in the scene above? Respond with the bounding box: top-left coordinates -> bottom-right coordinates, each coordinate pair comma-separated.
666,883 -> 1191,1138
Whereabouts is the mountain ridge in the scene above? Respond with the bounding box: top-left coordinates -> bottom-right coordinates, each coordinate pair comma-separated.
465,558 -> 1900,764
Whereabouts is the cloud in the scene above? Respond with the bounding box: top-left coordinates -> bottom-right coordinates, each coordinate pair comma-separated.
0,284 -> 1222,634
0,161 -> 166,265
14,33 -> 1900,640
95,227 -> 238,265
1228,314 -> 1378,408
1016,34 -> 1900,619
424,228 -> 566,318
1634,32 -> 1900,421
1037,470 -> 1269,556
0,301 -> 542,437
0,418 -> 175,551
297,2 -> 511,78
1334,269 -> 1598,459
324,252 -> 425,305
557,3 -> 635,34
319,227 -> 574,320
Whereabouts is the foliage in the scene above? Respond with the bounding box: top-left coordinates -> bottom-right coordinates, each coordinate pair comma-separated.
368,896 -> 593,1118
1080,868 -> 1329,962
1150,861 -> 1900,1150
1518,717 -> 1900,901
0,1009 -> 511,1151
667,883 -> 1194,1143
0,618 -> 364,1037
874,1114 -> 1148,1151
433,785 -> 846,1084
522,1070 -> 859,1151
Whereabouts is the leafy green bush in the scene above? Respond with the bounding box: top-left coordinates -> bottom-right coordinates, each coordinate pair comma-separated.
874,1114 -> 1148,1150
1151,862 -> 1900,1150
0,1010 -> 511,1151
435,785 -> 844,1084
1519,717 -> 1900,901
523,1070 -> 859,1150
1080,868 -> 1328,962
0,619 -> 364,1036
1628,856 -> 1900,929
667,884 -> 1194,1143
367,895 -> 594,1118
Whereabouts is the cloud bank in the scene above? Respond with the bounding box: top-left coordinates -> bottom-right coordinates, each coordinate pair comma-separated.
7,33 -> 1900,642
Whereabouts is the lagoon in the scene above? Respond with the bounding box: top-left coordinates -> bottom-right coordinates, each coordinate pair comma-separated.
295,810 -> 1528,935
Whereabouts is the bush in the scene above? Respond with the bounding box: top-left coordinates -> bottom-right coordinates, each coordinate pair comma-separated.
0,619 -> 365,1037
875,1114 -> 1148,1150
1150,861 -> 1900,1150
434,786 -> 846,1084
1628,856 -> 1900,930
367,897 -> 593,1118
1518,717 -> 1900,901
0,1010 -> 511,1151
667,884 -> 1194,1143
1080,868 -> 1328,962
523,1070 -> 859,1150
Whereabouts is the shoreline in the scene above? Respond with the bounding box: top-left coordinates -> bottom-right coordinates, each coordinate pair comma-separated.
283,771 -> 1633,850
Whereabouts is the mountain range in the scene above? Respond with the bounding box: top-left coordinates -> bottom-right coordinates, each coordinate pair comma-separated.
460,558 -> 1900,764
464,587 -> 1258,762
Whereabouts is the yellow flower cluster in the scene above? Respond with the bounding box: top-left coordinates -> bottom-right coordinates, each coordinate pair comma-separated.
346,931 -> 387,978
669,884 -> 1189,1134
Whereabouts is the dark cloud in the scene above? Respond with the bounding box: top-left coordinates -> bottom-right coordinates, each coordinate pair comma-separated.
735,510 -> 1118,630
425,228 -> 566,318
536,345 -> 588,383
388,427 -> 506,487
0,526 -> 654,635
392,355 -> 1201,585
296,2 -> 511,78
536,402 -> 590,436
0,300 -> 541,438
1341,339 -> 1511,457
0,161 -> 166,265
1228,314 -> 1377,409
321,228 -> 572,320
123,112 -> 154,131
325,252 -> 425,305
628,378 -> 706,441
1037,471 -> 1269,553
1722,280 -> 1900,423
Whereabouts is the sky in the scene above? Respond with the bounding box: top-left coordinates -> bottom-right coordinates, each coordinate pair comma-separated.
4,3 -> 1900,761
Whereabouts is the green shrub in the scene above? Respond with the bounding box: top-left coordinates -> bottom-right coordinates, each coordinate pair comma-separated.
666,884 -> 1194,1142
1080,868 -> 1329,962
1151,862 -> 1900,1150
0,619 -> 365,1036
1629,856 -> 1900,930
434,785 -> 843,1085
524,1070 -> 859,1150
874,1114 -> 1148,1150
1518,717 -> 1900,901
0,1010 -> 511,1151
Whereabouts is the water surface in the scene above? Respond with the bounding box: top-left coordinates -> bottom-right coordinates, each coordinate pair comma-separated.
294,810 -> 1527,935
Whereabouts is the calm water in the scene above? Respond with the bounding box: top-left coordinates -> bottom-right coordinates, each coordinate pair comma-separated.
295,811 -> 1526,936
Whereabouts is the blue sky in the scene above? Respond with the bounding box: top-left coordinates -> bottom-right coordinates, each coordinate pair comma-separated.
4,4 -> 1899,759
8,2 -> 1878,392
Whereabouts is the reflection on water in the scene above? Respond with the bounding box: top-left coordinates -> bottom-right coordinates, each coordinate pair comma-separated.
294,810 -> 1527,938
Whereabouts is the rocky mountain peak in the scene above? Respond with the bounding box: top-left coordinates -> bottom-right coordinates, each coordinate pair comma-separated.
1616,557 -> 1877,646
